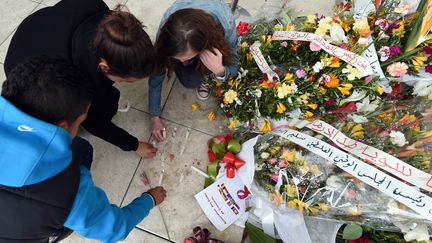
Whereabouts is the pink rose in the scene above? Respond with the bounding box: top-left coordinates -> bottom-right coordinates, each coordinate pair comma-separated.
269,158 -> 277,164
296,69 -> 307,78
310,42 -> 322,52
278,160 -> 288,168
426,64 -> 432,74
386,62 -> 408,77
280,41 -> 288,47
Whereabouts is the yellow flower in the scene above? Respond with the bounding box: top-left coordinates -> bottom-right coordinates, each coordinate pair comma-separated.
274,24 -> 283,31
376,85 -> 384,95
329,57 -> 341,68
285,185 -> 298,198
228,79 -> 234,86
319,203 -> 329,212
348,205 -> 362,216
304,111 -> 314,119
276,102 -> 286,114
223,89 -> 238,104
285,24 -> 295,31
191,102 -> 200,111
296,200 -> 308,213
271,191 -> 284,205
207,111 -> 216,121
240,42 -> 249,48
337,83 -> 353,95
412,56 -> 428,71
353,17 -> 371,37
350,124 -> 365,139
215,81 -> 223,87
309,207 -> 319,215
246,52 -> 253,60
261,35 -> 272,46
277,83 -> 298,99
392,21 -> 404,37
306,15 -> 316,24
308,104 -> 318,110
228,121 -> 237,129
311,164 -> 322,176
319,87 -> 327,94
288,200 -> 297,209
283,73 -> 294,82
280,149 -> 296,162
259,119 -> 272,132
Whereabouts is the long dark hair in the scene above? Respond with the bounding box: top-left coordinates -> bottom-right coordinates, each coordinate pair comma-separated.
155,8 -> 234,76
93,5 -> 155,78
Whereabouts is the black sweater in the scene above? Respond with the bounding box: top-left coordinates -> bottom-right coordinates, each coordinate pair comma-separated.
4,0 -> 139,151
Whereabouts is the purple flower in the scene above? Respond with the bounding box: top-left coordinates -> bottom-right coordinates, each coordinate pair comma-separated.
423,46 -> 432,55
296,69 -> 307,78
426,64 -> 432,74
324,97 -> 336,106
364,75 -> 373,84
387,23 -> 400,32
389,46 -> 401,58
374,18 -> 389,30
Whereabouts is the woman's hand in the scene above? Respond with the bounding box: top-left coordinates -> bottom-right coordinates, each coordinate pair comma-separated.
199,48 -> 225,76
151,116 -> 166,141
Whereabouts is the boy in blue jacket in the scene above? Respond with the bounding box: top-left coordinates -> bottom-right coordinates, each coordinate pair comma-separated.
0,56 -> 166,243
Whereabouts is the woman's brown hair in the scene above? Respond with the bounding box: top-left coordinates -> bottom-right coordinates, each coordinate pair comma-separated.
93,5 -> 155,78
155,8 -> 234,76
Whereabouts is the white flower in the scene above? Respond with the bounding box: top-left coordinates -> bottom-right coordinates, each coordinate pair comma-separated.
412,79 -> 432,99
260,152 -> 270,159
326,175 -> 344,190
357,37 -> 367,45
347,114 -> 368,123
356,96 -> 378,113
329,24 -> 348,45
394,3 -> 410,15
342,65 -> 364,80
235,98 -> 242,105
313,61 -> 324,73
389,131 -> 408,147
255,89 -> 262,98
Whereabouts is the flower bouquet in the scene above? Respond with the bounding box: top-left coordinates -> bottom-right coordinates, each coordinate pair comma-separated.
213,0 -> 432,130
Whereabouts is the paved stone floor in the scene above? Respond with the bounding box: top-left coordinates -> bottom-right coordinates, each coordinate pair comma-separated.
0,0 -> 334,242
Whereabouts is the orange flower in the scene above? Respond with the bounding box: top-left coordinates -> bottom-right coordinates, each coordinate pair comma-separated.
329,57 -> 341,68
324,74 -> 340,88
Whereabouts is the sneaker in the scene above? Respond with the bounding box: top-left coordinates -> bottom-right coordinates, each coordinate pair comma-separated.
196,81 -> 211,100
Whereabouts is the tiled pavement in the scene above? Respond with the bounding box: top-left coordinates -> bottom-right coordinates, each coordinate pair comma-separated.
0,0 -> 334,242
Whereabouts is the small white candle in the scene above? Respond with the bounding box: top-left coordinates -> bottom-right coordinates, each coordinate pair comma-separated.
191,165 -> 210,178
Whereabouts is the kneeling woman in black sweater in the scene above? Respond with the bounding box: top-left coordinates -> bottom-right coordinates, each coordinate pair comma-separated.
5,0 -> 157,158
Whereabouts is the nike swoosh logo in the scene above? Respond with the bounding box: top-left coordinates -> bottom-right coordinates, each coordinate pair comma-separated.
17,125 -> 34,132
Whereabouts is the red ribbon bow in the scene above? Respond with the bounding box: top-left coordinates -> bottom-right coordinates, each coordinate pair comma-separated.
221,152 -> 246,178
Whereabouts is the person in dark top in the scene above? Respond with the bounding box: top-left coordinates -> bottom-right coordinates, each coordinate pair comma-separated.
0,56 -> 166,242
4,0 -> 157,158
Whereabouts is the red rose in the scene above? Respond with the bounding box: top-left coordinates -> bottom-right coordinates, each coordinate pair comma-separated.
207,150 -> 217,162
236,21 -> 250,37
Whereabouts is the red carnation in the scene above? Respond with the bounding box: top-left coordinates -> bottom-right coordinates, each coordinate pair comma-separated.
236,21 -> 250,37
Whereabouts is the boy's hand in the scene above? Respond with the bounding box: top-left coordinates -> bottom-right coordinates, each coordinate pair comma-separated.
147,186 -> 167,205
136,142 -> 157,158
151,116 -> 166,142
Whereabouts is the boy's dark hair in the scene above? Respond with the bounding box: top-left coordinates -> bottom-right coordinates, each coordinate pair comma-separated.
1,55 -> 93,124
93,5 -> 155,78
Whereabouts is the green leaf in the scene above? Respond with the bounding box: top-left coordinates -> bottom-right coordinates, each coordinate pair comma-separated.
204,163 -> 218,188
212,143 -> 227,159
245,222 -> 276,243
342,224 -> 363,240
227,139 -> 241,154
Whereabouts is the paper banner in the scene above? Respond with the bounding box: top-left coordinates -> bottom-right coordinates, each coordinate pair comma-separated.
249,41 -> 280,80
195,175 -> 251,231
306,119 -> 432,193
271,129 -> 432,222
272,31 -> 373,76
